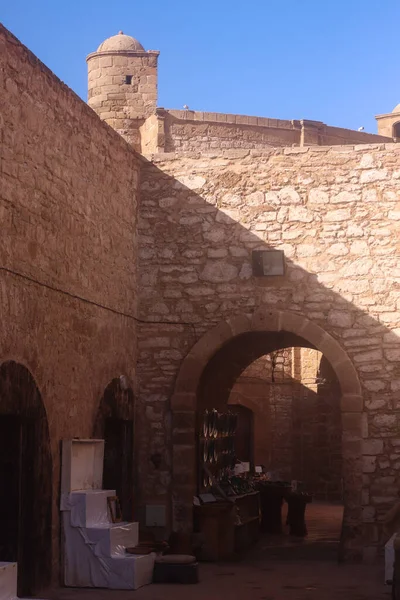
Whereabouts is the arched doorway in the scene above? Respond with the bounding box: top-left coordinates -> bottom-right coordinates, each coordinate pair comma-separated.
94,377 -> 135,521
0,361 -> 52,596
171,310 -> 362,557
394,122 -> 400,139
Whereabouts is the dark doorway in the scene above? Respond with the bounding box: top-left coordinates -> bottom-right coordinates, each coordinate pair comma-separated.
394,122 -> 400,139
0,362 -> 52,596
103,418 -> 134,521
229,405 -> 254,467
94,377 -> 135,522
0,416 -> 21,564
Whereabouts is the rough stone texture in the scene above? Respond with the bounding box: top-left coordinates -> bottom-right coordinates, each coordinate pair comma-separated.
143,110 -> 392,154
1,21 -> 400,583
1,24 -> 140,582
138,144 -> 400,556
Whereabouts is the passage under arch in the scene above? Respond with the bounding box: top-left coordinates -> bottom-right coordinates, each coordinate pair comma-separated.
170,310 -> 363,558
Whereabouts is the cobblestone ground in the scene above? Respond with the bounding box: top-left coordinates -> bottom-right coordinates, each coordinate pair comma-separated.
50,504 -> 391,600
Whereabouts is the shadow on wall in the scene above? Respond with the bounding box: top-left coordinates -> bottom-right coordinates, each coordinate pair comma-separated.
137,148 -> 400,561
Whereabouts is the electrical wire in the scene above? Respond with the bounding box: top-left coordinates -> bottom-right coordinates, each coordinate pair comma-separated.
0,265 -> 197,336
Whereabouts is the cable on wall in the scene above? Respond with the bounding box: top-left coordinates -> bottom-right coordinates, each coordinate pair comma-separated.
0,265 -> 197,337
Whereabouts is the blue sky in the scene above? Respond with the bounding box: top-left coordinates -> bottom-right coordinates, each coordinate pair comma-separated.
2,0 -> 399,133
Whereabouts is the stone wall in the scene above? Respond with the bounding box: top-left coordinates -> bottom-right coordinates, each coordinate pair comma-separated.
145,110 -> 392,154
140,114 -> 163,154
162,111 -> 300,151
1,24 -> 140,583
138,143 -> 400,558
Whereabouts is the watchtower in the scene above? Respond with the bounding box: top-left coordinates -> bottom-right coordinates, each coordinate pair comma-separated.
87,31 -> 159,150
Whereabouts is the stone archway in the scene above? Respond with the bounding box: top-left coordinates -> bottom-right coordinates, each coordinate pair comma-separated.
94,376 -> 136,521
171,309 -> 363,558
0,361 -> 52,596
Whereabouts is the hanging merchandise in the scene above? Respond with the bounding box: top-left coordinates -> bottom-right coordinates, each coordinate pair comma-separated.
198,409 -> 237,492
195,409 -> 262,561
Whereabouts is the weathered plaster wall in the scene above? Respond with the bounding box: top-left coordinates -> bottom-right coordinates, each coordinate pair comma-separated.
149,110 -> 391,153
138,143 -> 400,558
1,25 -> 140,581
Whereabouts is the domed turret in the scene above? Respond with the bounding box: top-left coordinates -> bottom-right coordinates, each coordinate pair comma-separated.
86,31 -> 159,150
97,32 -> 145,53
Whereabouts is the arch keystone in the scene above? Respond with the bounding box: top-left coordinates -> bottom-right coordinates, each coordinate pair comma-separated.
226,314 -> 252,337
251,309 -> 282,332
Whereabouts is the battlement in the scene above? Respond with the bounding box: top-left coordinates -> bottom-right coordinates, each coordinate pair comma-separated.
139,108 -> 392,155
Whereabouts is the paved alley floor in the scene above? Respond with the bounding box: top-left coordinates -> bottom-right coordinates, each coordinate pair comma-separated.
50,560 -> 390,600
50,503 -> 391,600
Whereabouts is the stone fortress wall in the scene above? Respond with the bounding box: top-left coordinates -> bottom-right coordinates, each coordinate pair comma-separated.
84,31 -> 394,154
1,22 -> 399,581
138,144 -> 400,560
0,24 -> 141,578
146,109 -> 392,153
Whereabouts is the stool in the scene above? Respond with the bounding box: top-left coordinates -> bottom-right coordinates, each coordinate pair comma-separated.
153,555 -> 199,584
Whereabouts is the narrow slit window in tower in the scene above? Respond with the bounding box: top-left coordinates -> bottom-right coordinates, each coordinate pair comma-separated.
125,75 -> 132,85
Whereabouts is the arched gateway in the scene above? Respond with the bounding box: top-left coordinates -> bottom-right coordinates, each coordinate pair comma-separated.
171,309 -> 363,558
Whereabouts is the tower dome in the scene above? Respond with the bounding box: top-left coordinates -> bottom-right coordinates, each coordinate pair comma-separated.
97,31 -> 145,53
392,103 -> 400,114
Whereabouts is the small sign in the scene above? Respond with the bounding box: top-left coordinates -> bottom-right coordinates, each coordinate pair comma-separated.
199,493 -> 217,504
252,250 -> 285,277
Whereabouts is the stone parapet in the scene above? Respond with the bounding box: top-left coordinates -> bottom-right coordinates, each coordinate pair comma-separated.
143,110 -> 393,154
